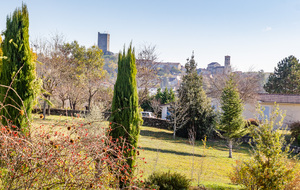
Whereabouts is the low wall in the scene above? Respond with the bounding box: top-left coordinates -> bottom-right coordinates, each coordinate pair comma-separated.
33,108 -> 112,120
33,108 -> 89,117
142,117 -> 171,130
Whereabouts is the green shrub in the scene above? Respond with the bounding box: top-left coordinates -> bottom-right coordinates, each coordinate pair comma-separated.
290,121 -> 300,145
145,171 -> 191,190
229,105 -> 296,190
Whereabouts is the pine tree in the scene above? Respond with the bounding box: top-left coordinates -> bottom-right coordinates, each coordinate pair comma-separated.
219,75 -> 246,158
169,88 -> 175,103
162,87 -> 170,104
110,44 -> 142,175
155,87 -> 163,101
264,55 -> 300,94
0,4 -> 37,134
176,53 -> 215,140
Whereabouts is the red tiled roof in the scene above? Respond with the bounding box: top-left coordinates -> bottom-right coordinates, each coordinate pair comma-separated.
258,93 -> 300,104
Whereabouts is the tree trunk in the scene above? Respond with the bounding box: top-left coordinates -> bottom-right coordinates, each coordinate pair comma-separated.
43,99 -> 47,120
229,139 -> 233,158
95,159 -> 102,179
173,128 -> 176,139
61,99 -> 65,108
88,95 -> 92,112
173,116 -> 176,139
47,96 -> 51,116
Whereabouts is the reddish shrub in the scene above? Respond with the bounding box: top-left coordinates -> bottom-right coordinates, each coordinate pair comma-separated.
0,121 -> 145,189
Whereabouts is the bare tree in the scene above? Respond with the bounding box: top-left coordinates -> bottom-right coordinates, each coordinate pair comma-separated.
136,43 -> 160,103
205,70 -> 265,103
150,99 -> 161,117
168,99 -> 189,139
32,34 -> 66,118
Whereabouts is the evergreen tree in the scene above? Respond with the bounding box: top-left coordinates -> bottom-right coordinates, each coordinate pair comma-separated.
0,4 -> 38,133
219,75 -> 246,158
169,88 -> 175,103
176,53 -> 215,140
0,35 -> 2,70
155,87 -> 163,101
264,55 -> 300,94
162,87 -> 170,104
110,44 -> 142,175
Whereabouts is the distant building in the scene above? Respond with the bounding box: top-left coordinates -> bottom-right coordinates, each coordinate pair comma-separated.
198,55 -> 231,75
155,62 -> 181,70
97,32 -> 113,55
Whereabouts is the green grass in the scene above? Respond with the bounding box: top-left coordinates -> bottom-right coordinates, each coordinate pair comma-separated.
32,114 -> 248,189
137,126 -> 248,189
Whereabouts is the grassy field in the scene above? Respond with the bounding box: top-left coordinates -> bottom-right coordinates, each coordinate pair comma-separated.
137,126 -> 249,189
32,114 -> 250,189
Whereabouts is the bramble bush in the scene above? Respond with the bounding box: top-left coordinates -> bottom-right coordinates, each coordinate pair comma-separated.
0,118 -> 147,189
0,90 -> 146,189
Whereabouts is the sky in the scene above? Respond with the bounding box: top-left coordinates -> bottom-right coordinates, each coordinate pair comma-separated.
1,0 -> 300,72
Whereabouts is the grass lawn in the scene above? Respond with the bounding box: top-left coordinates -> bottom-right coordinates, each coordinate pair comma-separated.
32,114 -> 249,189
138,126 -> 249,189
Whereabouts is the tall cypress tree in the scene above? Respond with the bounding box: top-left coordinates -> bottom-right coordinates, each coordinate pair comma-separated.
0,35 -> 2,70
110,44 -> 142,174
219,75 -> 246,158
0,4 -> 37,133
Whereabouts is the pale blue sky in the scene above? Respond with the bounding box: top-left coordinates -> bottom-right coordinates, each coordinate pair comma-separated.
1,0 -> 300,72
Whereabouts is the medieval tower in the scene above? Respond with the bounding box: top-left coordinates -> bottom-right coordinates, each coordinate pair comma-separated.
224,55 -> 231,73
98,32 -> 110,54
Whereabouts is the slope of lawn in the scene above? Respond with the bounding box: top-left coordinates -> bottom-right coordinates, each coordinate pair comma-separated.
32,114 -> 248,189
137,126 -> 249,189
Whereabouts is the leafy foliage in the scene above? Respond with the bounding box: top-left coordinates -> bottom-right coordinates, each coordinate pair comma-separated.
289,121 -> 300,145
110,44 -> 142,176
264,55 -> 300,94
176,53 -> 215,140
219,75 -> 246,158
155,87 -> 175,104
77,45 -> 106,110
145,171 -> 191,190
0,4 -> 39,133
230,105 -> 297,189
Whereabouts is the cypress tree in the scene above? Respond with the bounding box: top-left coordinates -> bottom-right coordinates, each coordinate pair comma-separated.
0,35 -> 2,70
0,4 -> 37,134
219,74 -> 246,158
110,44 -> 142,174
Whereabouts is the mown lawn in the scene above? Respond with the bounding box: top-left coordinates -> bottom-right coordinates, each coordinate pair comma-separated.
137,126 -> 249,189
32,114 -> 249,189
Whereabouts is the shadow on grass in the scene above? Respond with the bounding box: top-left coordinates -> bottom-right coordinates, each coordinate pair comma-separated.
141,146 -> 204,158
140,129 -> 173,139
140,128 -> 251,155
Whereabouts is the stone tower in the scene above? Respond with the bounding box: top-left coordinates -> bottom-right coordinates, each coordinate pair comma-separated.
225,55 -> 230,67
97,32 -> 110,54
224,55 -> 231,73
